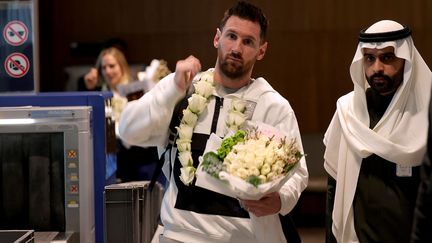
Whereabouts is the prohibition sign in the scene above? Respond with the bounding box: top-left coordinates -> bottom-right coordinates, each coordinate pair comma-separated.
3,20 -> 29,46
4,52 -> 30,78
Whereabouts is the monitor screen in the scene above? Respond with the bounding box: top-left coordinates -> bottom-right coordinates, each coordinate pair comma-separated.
0,132 -> 65,231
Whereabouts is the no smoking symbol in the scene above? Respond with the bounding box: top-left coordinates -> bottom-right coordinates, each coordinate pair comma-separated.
4,53 -> 30,78
3,20 -> 28,46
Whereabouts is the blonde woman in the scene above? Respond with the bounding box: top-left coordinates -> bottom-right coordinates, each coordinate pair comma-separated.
86,47 -> 132,125
83,48 -> 132,91
92,47 -> 134,182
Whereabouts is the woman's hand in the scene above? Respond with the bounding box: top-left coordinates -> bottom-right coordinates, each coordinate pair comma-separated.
84,68 -> 98,90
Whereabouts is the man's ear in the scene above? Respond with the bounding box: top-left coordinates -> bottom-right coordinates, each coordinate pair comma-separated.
214,28 -> 221,48
256,41 -> 268,61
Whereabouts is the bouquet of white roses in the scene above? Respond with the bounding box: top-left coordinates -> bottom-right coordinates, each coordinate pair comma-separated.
196,122 -> 303,200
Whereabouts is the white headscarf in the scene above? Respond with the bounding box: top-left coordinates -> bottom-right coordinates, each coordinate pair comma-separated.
324,20 -> 432,243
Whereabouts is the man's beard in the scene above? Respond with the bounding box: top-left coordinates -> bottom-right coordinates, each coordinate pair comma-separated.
219,52 -> 249,79
366,71 -> 403,95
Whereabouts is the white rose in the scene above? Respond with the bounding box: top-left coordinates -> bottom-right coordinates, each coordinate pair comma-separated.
188,94 -> 207,114
181,109 -> 198,126
254,156 -> 265,168
176,124 -> 193,140
226,163 -> 241,174
244,151 -> 255,165
235,167 -> 249,179
226,124 -> 240,134
227,110 -> 246,126
194,81 -> 215,98
246,139 -> 258,150
178,151 -> 193,167
254,146 -> 266,167
266,172 -> 277,181
179,166 -> 196,185
260,163 -> 271,175
231,156 -> 244,168
245,139 -> 257,149
235,148 -> 247,159
224,152 -> 237,164
287,152 -> 300,164
275,147 -> 286,158
176,138 -> 191,152
111,96 -> 127,122
249,166 -> 260,176
199,71 -> 214,85
265,148 -> 276,164
274,160 -> 285,169
257,134 -> 270,145
267,140 -> 279,150
231,99 -> 246,112
271,163 -> 284,175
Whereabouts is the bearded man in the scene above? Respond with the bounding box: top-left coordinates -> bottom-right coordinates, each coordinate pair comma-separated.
324,20 -> 432,243
119,1 -> 308,243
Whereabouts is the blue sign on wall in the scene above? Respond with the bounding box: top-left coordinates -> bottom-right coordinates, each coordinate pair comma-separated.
0,4 -> 34,92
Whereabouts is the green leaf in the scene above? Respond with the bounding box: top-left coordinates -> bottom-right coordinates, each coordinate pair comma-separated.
217,130 -> 246,159
201,151 -> 223,178
202,151 -> 221,166
246,175 -> 262,187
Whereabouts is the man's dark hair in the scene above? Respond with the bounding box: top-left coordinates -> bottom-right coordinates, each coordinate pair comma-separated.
219,1 -> 269,42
